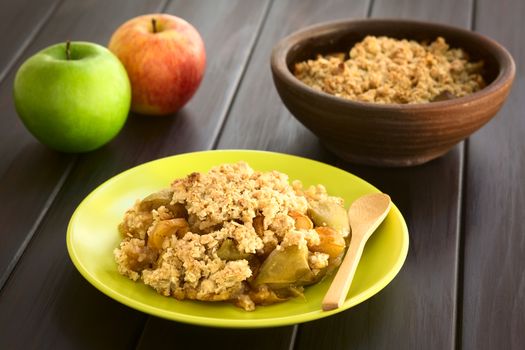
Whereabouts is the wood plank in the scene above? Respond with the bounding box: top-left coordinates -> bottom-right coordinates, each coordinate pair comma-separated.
216,0 -> 369,157
0,0 -> 272,349
0,0 -> 61,83
216,0 -> 470,349
0,147 -> 73,289
461,0 -> 525,348
0,0 -> 166,289
368,0 -> 472,26
137,319 -> 296,350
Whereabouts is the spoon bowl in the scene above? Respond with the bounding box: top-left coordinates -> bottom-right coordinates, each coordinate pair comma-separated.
322,193 -> 392,311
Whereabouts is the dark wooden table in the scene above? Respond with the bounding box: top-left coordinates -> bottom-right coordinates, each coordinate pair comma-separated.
0,0 -> 523,349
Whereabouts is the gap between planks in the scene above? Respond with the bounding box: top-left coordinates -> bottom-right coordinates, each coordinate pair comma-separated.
0,0 -> 64,85
455,1 -> 477,349
210,0 -> 275,150
0,156 -> 77,290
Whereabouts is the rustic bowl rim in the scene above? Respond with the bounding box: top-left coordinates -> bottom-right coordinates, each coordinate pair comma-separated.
271,18 -> 516,111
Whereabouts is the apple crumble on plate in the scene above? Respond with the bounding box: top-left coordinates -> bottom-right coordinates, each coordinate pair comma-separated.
114,162 -> 350,310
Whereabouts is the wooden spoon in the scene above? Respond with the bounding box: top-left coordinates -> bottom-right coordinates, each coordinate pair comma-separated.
322,193 -> 391,311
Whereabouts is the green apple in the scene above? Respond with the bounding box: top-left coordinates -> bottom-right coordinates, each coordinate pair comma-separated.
14,41 -> 131,153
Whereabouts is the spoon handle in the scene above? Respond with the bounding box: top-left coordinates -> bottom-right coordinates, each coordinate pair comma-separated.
322,236 -> 366,311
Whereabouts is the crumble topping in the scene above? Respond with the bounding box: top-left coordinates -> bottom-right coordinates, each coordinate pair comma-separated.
294,36 -> 485,104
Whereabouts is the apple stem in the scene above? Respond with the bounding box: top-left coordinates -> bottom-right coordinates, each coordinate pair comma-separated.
152,18 -> 157,33
66,40 -> 71,60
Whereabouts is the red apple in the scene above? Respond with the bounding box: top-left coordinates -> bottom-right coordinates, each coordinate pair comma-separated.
108,14 -> 206,115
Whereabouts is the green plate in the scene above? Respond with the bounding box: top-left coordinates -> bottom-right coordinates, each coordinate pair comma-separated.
67,150 -> 409,328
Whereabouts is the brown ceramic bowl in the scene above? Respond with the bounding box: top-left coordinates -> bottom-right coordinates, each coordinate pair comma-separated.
271,19 -> 515,166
